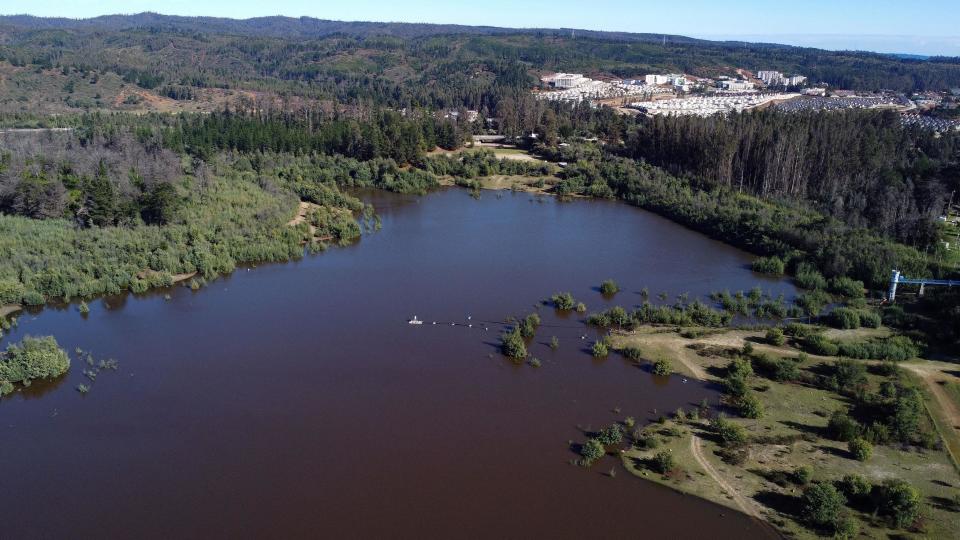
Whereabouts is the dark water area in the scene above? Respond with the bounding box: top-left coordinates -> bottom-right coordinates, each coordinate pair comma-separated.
0,189 -> 794,539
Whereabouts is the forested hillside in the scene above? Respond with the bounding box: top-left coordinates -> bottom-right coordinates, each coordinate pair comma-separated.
624,109 -> 960,248
0,13 -> 959,116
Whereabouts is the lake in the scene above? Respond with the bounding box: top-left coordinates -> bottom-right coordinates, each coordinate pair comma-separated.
0,188 -> 795,538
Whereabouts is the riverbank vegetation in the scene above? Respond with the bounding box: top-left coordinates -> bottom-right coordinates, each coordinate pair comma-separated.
0,125 -> 437,305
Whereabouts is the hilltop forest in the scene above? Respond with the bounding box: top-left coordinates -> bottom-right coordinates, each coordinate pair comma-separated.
1,14 -> 960,116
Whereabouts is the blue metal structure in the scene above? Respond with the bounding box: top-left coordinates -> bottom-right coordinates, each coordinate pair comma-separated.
888,269 -> 960,301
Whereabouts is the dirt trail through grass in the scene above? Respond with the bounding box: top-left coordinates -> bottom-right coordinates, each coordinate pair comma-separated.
903,362 -> 960,468
690,435 -> 763,522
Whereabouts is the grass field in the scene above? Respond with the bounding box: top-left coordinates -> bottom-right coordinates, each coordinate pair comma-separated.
430,144 -> 545,163
613,326 -> 960,539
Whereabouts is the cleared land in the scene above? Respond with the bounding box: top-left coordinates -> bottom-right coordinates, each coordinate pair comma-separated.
428,144 -> 545,163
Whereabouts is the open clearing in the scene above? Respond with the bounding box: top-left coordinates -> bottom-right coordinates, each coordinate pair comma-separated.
428,144 -> 544,162
614,326 -> 960,539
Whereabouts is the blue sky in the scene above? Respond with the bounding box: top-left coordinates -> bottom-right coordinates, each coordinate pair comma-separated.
3,0 -> 959,56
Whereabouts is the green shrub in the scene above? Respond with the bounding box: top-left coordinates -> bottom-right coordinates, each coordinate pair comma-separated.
766,326 -> 786,346
797,289 -> 831,319
652,357 -> 672,376
653,450 -> 675,473
711,416 -> 747,448
637,434 -> 660,450
551,292 -> 576,310
877,479 -> 922,530
839,474 -> 872,499
737,393 -> 764,419
21,290 -> 45,306
804,334 -> 839,356
836,336 -> 919,361
752,256 -> 785,275
827,410 -> 860,442
848,438 -> 873,461
518,313 -> 541,338
800,482 -> 846,528
795,263 -> 827,290
580,438 -> 605,464
0,279 -> 25,305
858,310 -> 882,328
784,322 -> 818,338
833,516 -> 859,540
828,276 -> 865,298
596,424 -> 623,445
592,339 -> 610,358
724,374 -> 749,398
829,307 -> 861,330
500,328 -> 527,359
621,346 -> 643,361
599,279 -> 620,295
727,356 -> 754,379
78,301 -> 90,315
792,465 -> 813,485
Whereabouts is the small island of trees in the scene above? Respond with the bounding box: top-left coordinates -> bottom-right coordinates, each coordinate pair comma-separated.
0,336 -> 70,396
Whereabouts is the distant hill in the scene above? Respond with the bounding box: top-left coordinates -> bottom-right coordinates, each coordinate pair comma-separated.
0,12 -> 958,115
0,12 -> 712,43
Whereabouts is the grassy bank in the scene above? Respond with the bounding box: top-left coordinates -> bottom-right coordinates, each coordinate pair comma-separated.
612,327 -> 960,539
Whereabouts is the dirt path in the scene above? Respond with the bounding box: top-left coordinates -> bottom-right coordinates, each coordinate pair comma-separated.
903,362 -> 960,467
668,341 -> 709,380
287,201 -> 313,226
691,435 -> 772,530
907,364 -> 960,428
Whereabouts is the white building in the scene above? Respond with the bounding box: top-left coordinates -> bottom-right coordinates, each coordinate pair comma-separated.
721,80 -> 755,91
787,75 -> 807,86
645,73 -> 684,86
757,70 -> 785,85
550,73 -> 589,89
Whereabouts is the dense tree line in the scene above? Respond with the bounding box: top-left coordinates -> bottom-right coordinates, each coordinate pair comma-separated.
0,130 -> 183,227
550,155 -> 942,288
163,108 -> 465,163
623,109 -> 959,248
0,123 -> 441,305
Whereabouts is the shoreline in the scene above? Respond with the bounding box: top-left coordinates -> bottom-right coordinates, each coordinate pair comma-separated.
612,325 -> 960,538
0,304 -> 22,318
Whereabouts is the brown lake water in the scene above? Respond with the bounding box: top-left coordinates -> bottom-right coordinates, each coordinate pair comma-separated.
0,188 -> 794,539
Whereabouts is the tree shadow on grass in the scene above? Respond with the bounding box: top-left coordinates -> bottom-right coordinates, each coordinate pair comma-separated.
753,490 -> 801,519
815,444 -> 850,459
780,420 -> 827,439
749,468 -> 794,488
928,495 -> 960,513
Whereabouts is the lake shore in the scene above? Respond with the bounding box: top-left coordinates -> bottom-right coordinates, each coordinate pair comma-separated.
611,325 -> 960,539
0,304 -> 22,318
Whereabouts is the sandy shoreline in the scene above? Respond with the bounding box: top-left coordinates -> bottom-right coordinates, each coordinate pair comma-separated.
0,304 -> 22,318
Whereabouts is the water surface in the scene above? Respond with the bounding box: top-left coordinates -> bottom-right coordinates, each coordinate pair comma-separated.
0,189 -> 794,538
